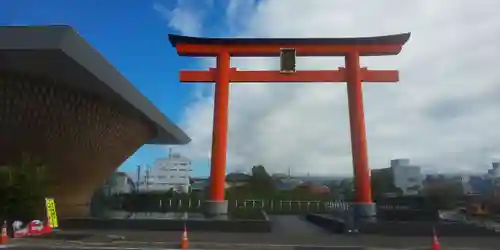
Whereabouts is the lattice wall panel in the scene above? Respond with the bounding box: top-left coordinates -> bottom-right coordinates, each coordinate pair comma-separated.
0,71 -> 155,217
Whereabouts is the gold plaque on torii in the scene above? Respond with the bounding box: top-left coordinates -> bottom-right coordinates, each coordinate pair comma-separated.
279,48 -> 296,74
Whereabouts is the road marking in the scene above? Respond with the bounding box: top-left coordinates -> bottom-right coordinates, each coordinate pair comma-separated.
401,247 -> 482,250
50,240 -> 365,249
62,239 -> 363,248
48,246 -> 202,250
114,240 -> 364,248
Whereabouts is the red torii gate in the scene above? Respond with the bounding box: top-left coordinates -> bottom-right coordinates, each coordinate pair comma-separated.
168,33 -> 411,218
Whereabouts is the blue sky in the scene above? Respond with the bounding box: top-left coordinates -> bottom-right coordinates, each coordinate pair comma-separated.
4,1 -> 497,177
0,0 -> 231,177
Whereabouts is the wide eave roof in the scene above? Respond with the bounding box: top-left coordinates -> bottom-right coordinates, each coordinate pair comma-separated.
0,25 -> 190,145
169,33 -> 410,46
168,33 -> 411,56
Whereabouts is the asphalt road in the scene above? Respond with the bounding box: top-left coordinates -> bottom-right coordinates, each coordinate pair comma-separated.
6,247 -> 367,250
10,232 -> 500,250
6,245 -> 498,250
269,215 -> 329,235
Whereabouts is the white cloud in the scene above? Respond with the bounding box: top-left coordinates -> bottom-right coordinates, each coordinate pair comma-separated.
167,0 -> 500,176
153,0 -> 213,36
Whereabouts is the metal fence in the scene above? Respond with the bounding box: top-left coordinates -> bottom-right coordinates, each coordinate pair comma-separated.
119,199 -> 351,215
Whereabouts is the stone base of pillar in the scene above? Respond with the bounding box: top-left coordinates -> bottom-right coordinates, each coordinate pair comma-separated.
203,200 -> 228,220
351,202 -> 377,219
344,202 -> 377,232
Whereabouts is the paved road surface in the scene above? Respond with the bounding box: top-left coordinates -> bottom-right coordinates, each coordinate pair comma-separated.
269,215 -> 329,235
6,244 -> 497,250
10,233 -> 500,250
5,247 -> 366,250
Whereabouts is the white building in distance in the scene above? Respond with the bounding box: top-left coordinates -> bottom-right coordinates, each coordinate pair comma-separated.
390,159 -> 423,195
137,153 -> 192,193
371,158 -> 423,196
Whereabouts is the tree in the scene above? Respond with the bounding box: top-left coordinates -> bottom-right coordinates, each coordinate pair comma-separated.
371,169 -> 404,199
324,180 -> 343,200
339,178 -> 355,201
0,153 -> 51,221
422,181 -> 463,209
226,173 -> 251,183
249,165 -> 277,197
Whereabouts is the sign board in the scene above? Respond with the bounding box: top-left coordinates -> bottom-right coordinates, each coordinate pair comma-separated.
44,197 -> 59,229
279,48 -> 296,73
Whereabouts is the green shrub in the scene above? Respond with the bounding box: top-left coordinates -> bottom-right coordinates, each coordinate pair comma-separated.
0,153 -> 51,221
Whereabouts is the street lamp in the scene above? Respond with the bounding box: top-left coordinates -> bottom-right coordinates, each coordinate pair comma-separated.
207,151 -> 212,168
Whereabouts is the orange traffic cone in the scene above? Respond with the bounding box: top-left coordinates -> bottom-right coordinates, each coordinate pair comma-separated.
432,227 -> 440,250
180,224 -> 189,249
0,220 -> 8,245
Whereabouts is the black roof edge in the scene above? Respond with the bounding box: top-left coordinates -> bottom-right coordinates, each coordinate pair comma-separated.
168,33 -> 411,47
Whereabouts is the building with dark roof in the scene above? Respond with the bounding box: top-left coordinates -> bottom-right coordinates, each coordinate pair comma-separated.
0,25 -> 190,217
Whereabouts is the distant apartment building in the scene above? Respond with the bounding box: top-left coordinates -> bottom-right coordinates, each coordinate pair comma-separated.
371,158 -> 423,196
485,162 -> 500,197
391,159 -> 423,195
137,153 -> 192,193
102,172 -> 135,195
486,162 -> 500,179
422,162 -> 500,196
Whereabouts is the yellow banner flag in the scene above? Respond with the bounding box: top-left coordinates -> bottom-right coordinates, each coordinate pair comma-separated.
44,197 -> 59,229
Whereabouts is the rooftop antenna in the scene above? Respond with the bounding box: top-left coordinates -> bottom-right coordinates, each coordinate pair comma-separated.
145,165 -> 151,191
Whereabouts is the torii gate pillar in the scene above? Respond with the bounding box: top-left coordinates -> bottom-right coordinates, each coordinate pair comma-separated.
168,33 -> 411,219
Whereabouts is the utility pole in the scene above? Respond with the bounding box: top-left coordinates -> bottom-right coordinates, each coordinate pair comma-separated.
145,165 -> 151,191
136,165 -> 141,192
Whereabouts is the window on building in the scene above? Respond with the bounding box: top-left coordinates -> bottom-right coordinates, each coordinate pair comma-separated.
408,177 -> 418,182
